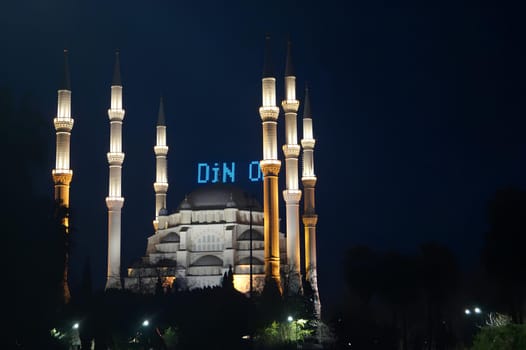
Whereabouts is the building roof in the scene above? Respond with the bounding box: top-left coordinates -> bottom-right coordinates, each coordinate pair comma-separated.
177,184 -> 261,211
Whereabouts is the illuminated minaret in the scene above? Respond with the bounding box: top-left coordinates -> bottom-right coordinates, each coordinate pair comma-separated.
105,51 -> 125,290
52,49 -> 74,303
259,35 -> 282,292
301,86 -> 321,317
281,41 -> 302,295
153,96 -> 169,230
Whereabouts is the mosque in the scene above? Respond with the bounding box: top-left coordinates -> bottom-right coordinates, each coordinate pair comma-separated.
51,37 -> 321,316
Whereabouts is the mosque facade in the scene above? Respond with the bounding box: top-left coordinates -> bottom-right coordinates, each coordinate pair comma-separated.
51,37 -> 321,316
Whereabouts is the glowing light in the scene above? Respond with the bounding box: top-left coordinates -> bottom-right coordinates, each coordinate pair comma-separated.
465,309 -> 471,315
287,316 -> 293,322
197,161 -> 262,184
142,320 -> 149,326
163,276 -> 175,288
72,323 -> 79,329
474,307 -> 481,314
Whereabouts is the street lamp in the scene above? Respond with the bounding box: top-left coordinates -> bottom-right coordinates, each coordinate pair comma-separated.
288,315 -> 293,322
72,323 -> 79,330
463,306 -> 485,346
142,320 -> 149,327
464,307 -> 483,316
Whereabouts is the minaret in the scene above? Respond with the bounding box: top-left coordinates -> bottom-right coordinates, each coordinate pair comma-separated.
52,49 -> 74,303
259,35 -> 282,292
153,96 -> 169,230
301,86 -> 321,317
105,51 -> 125,290
281,41 -> 302,295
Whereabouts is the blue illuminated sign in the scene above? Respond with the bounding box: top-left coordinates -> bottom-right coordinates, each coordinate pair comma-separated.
197,161 -> 262,184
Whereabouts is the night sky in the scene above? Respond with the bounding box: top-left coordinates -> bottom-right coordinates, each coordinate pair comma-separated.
2,1 -> 525,314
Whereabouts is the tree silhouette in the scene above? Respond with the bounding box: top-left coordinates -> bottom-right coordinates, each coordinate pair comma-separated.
377,251 -> 420,350
482,187 -> 526,323
3,86 -> 68,347
344,245 -> 381,305
259,277 -> 285,324
341,243 -> 461,349
418,242 -> 460,350
222,265 -> 234,290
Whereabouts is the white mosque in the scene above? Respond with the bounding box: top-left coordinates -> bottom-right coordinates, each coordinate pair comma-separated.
51,37 -> 321,316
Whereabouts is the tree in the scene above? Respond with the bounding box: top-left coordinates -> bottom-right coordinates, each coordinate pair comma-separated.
377,251 -> 420,350
3,87 -> 68,347
222,265 -> 234,290
418,242 -> 460,350
482,187 -> 526,323
343,245 -> 381,305
472,324 -> 526,350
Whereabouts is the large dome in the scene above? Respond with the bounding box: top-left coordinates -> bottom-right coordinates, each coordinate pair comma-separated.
177,184 -> 262,211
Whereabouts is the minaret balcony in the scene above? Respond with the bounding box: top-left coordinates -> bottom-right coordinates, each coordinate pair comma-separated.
283,189 -> 302,203
107,152 -> 125,165
281,100 -> 299,113
154,145 -> 169,155
282,144 -> 301,158
52,170 -> 73,185
106,196 -> 124,209
259,159 -> 281,176
301,139 -> 316,149
259,106 -> 279,121
154,182 -> 169,193
53,118 -> 74,132
108,109 -> 125,121
301,176 -> 317,187
302,214 -> 318,226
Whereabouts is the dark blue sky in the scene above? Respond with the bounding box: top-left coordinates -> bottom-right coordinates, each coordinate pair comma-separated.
2,0 -> 525,312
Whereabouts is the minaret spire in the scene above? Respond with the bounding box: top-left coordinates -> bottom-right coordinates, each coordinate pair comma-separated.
284,39 -> 294,77
281,39 -> 302,295
112,50 -> 121,86
52,48 -> 74,304
301,85 -> 321,318
303,84 -> 311,118
157,95 -> 166,125
105,50 -> 126,290
263,34 -> 273,78
61,49 -> 71,90
259,35 -> 282,293
153,96 -> 169,230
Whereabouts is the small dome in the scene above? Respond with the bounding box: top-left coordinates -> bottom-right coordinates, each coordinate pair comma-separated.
179,195 -> 192,210
226,193 -> 237,208
161,232 -> 180,243
238,229 -> 264,241
192,255 -> 223,266
177,184 -> 261,211
238,256 -> 264,265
